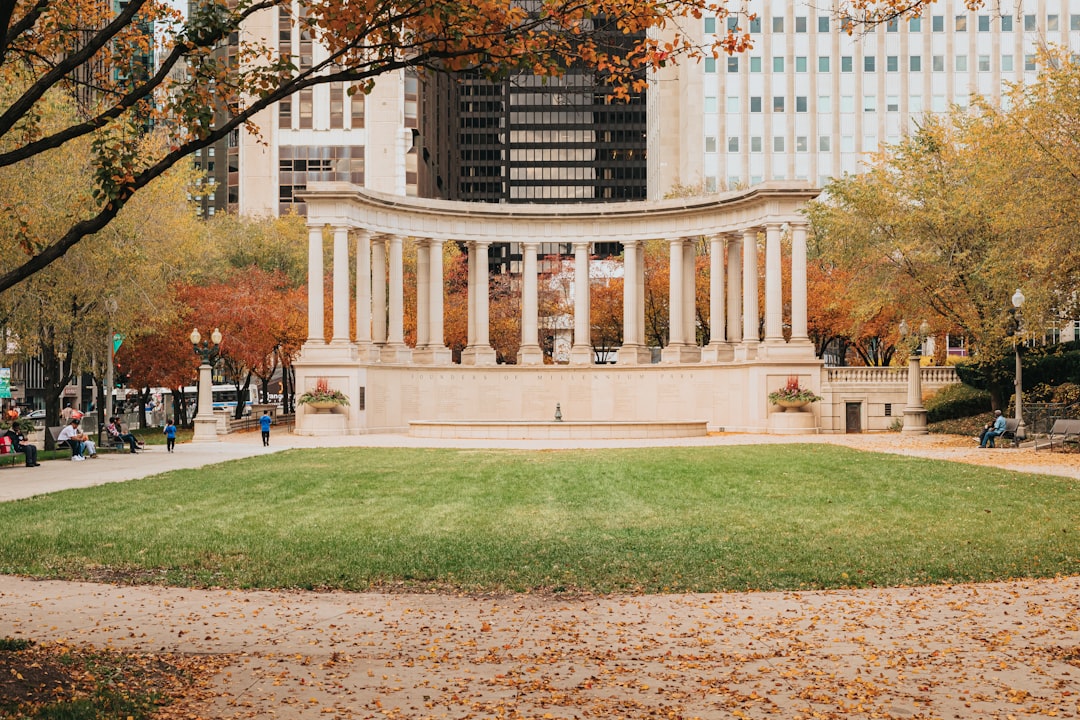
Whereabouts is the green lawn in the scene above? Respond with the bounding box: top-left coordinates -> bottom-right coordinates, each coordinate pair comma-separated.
0,445 -> 1076,593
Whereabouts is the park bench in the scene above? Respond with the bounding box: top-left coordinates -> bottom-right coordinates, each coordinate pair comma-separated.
998,418 -> 1024,448
1042,418 -> 1080,452
0,436 -> 26,467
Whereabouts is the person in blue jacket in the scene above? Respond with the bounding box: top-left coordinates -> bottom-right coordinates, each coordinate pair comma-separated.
979,410 -> 1007,448
259,411 -> 272,447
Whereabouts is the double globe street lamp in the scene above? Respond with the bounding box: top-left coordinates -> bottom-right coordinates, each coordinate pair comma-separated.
1011,288 -> 1026,441
190,327 -> 223,443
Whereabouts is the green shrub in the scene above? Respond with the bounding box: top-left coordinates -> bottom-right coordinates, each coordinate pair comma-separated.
925,383 -> 992,422
1026,382 -> 1080,406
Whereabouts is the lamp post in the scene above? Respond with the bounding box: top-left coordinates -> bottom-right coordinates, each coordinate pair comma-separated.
104,297 -> 117,423
900,319 -> 931,435
1011,288 -> 1026,441
190,327 -> 222,443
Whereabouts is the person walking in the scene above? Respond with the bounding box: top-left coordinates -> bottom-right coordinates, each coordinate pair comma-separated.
259,411 -> 272,447
163,419 -> 176,452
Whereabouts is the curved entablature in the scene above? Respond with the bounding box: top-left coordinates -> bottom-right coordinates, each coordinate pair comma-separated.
299,181 -> 821,243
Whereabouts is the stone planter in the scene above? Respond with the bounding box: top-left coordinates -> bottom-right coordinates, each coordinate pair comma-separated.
303,400 -> 343,413
774,399 -> 811,412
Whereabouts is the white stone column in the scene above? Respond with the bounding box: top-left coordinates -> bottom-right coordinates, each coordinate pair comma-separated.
415,238 -> 430,348
380,233 -> 411,363
617,239 -> 648,364
667,237 -> 684,346
372,235 -> 387,345
682,238 -> 696,346
741,228 -> 760,355
702,234 -> 732,362
569,239 -> 593,365
332,226 -> 350,343
428,238 -> 450,363
306,225 -> 324,343
727,234 -> 742,344
517,240 -> 544,365
355,229 -> 374,359
462,241 -> 496,365
764,222 -> 785,345
662,237 -> 699,363
637,244 -> 646,347
790,221 -> 811,347
466,242 -> 477,347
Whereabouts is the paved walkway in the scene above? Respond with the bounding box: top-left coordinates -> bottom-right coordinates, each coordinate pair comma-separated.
2,431 -> 1078,718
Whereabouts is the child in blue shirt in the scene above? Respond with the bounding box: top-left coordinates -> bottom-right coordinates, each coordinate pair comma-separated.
163,419 -> 176,452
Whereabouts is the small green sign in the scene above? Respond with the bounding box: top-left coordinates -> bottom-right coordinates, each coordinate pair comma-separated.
113,333 -> 125,353
0,368 -> 10,399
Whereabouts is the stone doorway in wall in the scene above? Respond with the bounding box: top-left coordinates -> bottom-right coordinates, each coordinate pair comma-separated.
845,402 -> 863,433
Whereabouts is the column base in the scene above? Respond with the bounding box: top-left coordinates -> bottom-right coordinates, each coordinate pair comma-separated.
733,341 -> 760,361
356,342 -> 381,363
902,409 -> 928,435
661,344 -> 701,364
700,342 -> 735,363
460,345 -> 497,366
298,341 -> 359,363
413,346 -> 454,365
568,344 -> 594,366
516,344 -> 545,365
379,343 -> 413,364
616,344 -> 652,365
758,339 -> 817,360
191,417 -> 220,443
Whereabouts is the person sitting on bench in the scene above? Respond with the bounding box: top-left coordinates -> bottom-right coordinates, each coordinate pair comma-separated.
106,416 -> 141,453
4,426 -> 39,467
979,410 -> 1007,448
57,418 -> 97,460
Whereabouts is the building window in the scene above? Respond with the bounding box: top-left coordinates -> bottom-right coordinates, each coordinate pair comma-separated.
796,56 -> 807,72
330,83 -> 344,129
726,96 -> 739,112
727,56 -> 738,72
750,96 -> 762,112
796,96 -> 807,112
864,56 -> 876,72
886,17 -> 898,32
773,56 -> 784,72
887,55 -> 898,72
773,136 -> 785,151
728,136 -> 739,152
1072,15 -> 1080,31
1002,54 -> 1014,72
842,56 -> 853,72
819,135 -> 830,151
705,96 -> 718,112
796,136 -> 807,151
909,94 -> 922,112
350,85 -> 365,128
1025,54 -> 1037,71
773,96 -> 785,112
910,55 -> 921,71
955,55 -> 967,71
751,136 -> 762,152
704,17 -> 716,34
886,95 -> 899,111
298,88 -> 313,129
818,56 -> 830,72
818,95 -> 831,112
772,16 -> 784,32
933,55 -> 944,72
1001,14 -> 1012,31
750,56 -> 762,72
841,135 -> 854,151
978,55 -> 990,72
796,16 -> 807,32
705,57 -> 717,73
978,15 -> 990,31
955,15 -> 967,31
749,17 -> 761,33
864,95 -> 876,112
932,15 -> 944,32
279,96 -> 292,128
932,95 -> 947,112
705,176 -> 717,192
909,17 -> 921,32
1048,15 -> 1059,31
818,16 -> 829,33
727,16 -> 738,32
705,136 -> 717,152
840,95 -> 854,112
1024,14 -> 1036,31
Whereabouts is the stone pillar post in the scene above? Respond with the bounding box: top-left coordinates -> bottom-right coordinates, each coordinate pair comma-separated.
517,240 -> 544,365
740,227 -> 760,358
355,229 -> 374,360
764,222 -> 785,345
617,239 -> 649,364
332,226 -> 350,343
569,240 -> 594,365
371,235 -> 387,345
462,241 -> 496,365
702,234 -> 733,362
662,237 -> 700,363
667,237 -> 684,347
903,356 -> 928,434
466,242 -> 477,347
682,238 -> 696,347
428,238 -> 450,363
790,221 -> 812,348
727,234 -> 742,344
306,225 -> 324,343
380,234 -> 412,363
415,238 -> 430,348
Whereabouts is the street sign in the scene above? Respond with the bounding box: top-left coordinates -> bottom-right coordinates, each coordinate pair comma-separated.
113,333 -> 125,353
0,368 -> 10,399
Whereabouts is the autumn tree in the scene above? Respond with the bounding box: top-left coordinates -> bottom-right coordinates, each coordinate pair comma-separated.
591,276 -> 623,362
0,0 -> 755,292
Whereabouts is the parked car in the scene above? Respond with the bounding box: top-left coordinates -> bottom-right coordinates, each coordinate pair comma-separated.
25,409 -> 45,420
